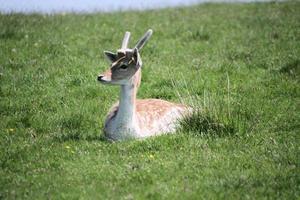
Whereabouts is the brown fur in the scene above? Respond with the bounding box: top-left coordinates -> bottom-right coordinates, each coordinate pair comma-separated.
105,98 -> 188,131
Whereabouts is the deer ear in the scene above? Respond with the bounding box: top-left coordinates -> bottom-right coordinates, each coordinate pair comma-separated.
133,47 -> 142,67
135,29 -> 153,51
104,51 -> 117,62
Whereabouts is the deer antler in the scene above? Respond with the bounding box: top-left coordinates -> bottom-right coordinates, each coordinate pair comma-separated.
121,31 -> 131,49
135,29 -> 153,51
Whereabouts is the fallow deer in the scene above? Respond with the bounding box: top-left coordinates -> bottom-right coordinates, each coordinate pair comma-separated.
98,29 -> 190,141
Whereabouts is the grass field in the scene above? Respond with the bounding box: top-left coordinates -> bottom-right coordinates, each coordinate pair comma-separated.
0,1 -> 299,199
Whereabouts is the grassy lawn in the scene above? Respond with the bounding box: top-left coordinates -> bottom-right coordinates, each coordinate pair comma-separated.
0,1 -> 299,199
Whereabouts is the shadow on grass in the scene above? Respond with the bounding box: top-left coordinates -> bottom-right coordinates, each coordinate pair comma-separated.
51,112 -> 110,143
53,113 -> 237,144
52,131 -> 109,143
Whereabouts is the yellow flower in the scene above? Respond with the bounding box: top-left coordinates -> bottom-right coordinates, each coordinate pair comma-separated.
65,145 -> 71,149
149,154 -> 154,159
9,128 -> 15,132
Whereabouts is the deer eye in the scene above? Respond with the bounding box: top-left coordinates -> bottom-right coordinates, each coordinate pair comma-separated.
119,64 -> 128,70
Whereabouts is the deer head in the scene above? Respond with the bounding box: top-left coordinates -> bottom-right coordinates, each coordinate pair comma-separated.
97,29 -> 153,85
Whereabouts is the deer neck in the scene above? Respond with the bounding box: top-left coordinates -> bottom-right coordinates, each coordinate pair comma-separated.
115,70 -> 140,129
116,84 -> 136,125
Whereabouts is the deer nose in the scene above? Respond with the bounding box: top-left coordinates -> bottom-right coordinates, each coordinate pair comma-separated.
97,75 -> 104,81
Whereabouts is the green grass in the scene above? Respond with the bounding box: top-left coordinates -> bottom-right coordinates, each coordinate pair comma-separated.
0,1 -> 299,199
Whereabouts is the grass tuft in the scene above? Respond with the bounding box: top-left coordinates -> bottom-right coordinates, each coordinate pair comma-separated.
180,109 -> 235,137
279,59 -> 300,77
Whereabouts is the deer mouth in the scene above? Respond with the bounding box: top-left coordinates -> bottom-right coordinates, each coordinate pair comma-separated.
98,75 -> 122,85
97,75 -> 111,83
